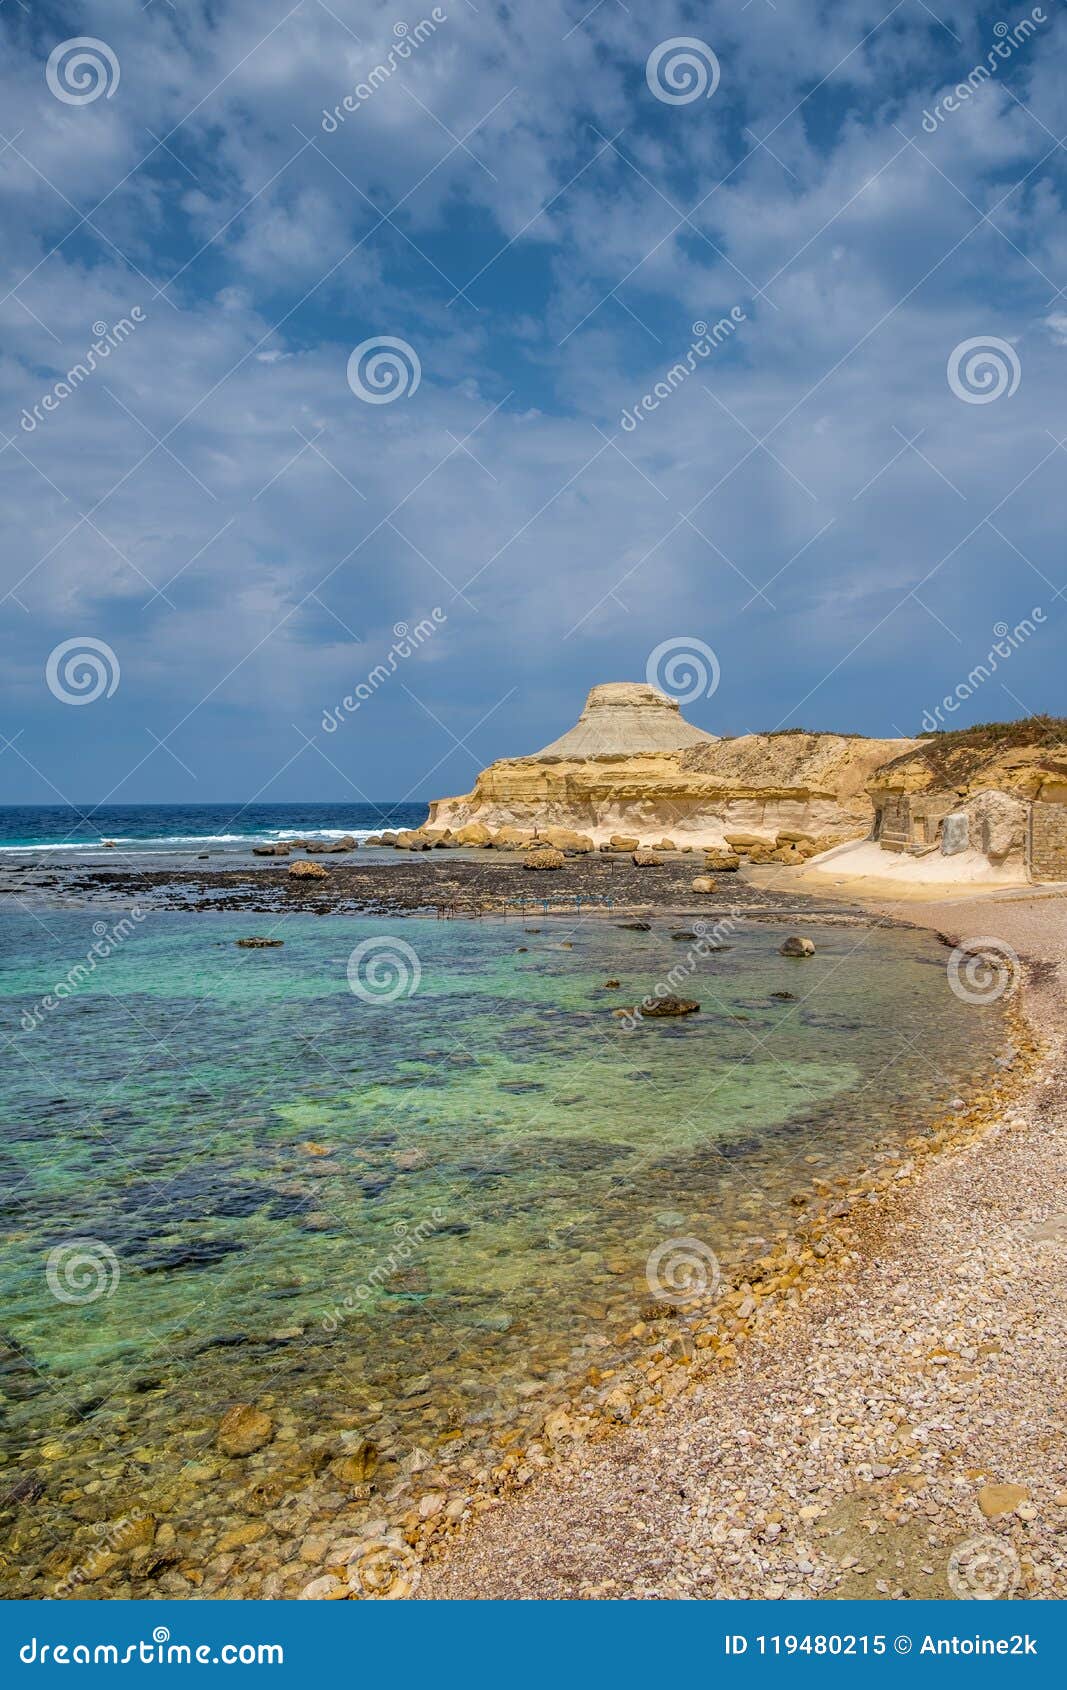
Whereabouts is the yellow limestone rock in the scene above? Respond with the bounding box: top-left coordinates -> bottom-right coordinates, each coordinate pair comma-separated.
427,682 -> 910,849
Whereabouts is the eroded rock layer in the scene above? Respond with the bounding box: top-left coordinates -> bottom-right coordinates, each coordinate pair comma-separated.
427,683 -> 914,850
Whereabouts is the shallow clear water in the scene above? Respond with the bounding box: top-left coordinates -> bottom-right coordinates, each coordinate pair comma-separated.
0,908 -> 1003,1593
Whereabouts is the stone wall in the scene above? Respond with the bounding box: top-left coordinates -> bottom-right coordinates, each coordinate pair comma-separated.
1030,800 -> 1067,883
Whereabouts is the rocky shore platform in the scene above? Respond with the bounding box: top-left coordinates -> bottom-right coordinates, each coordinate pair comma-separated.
2,852 -> 858,922
414,888 -> 1067,1601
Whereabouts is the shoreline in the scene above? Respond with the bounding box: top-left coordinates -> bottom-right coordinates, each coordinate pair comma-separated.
408,882 -> 1066,1602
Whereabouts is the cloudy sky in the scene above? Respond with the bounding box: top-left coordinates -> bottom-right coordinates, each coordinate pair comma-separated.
2,0 -> 1065,806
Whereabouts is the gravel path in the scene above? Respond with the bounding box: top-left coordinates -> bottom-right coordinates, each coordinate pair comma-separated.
416,888 -> 1067,1601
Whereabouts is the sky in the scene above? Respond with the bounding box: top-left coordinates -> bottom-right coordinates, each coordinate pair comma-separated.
1,0 -> 1065,806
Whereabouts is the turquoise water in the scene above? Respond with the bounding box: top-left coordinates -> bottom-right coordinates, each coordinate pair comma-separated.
0,908 -> 1001,1594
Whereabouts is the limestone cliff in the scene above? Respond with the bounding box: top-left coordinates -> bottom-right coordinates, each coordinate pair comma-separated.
427,682 -> 915,850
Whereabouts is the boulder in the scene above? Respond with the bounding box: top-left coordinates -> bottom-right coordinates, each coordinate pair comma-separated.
378,833 -> 398,846
492,826 -> 537,848
631,851 -> 663,867
703,849 -> 741,871
609,835 -> 639,850
780,935 -> 815,957
651,838 -> 677,852
524,847 -> 565,870
691,876 -> 717,894
941,812 -> 970,856
394,830 -> 433,851
364,835 -> 383,847
629,994 -> 699,1018
217,1404 -> 274,1457
724,833 -> 768,850
536,827 -> 595,853
289,860 -> 328,879
451,822 -> 493,847
252,844 -> 279,856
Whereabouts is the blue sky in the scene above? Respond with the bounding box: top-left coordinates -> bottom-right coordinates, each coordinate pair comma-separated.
1,0 -> 1065,804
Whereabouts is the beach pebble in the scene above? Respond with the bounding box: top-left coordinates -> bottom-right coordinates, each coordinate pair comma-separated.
978,1482 -> 1028,1518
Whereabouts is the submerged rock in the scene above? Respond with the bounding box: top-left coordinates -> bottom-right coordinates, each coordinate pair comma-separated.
217,1404 -> 274,1457
780,935 -> 815,957
626,995 -> 700,1019
235,937 -> 283,948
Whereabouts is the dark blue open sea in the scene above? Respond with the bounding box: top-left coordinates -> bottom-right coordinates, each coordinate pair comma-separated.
0,803 -> 429,862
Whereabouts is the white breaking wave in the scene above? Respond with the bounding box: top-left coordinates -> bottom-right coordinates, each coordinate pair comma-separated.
0,827 -> 399,852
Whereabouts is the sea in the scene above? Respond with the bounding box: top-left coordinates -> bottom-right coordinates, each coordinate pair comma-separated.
0,802 -> 430,860
0,806 -> 1011,1596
